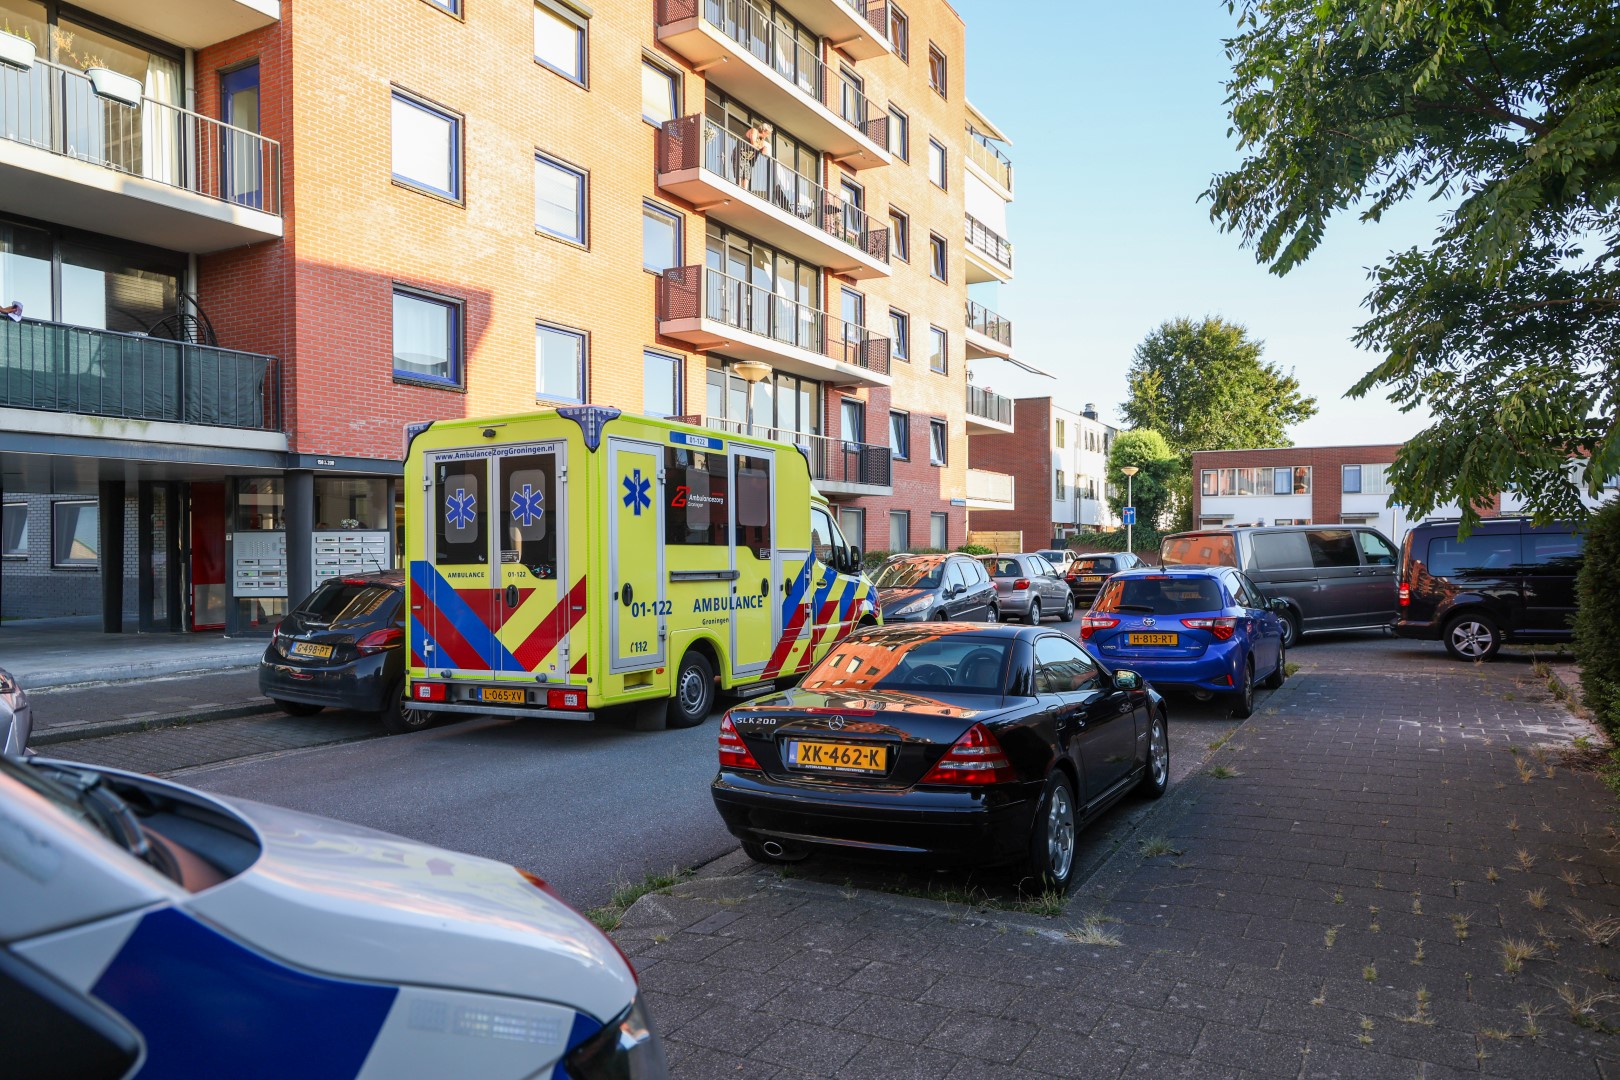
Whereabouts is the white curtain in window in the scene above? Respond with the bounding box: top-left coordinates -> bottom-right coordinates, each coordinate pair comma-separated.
141,54 -> 182,186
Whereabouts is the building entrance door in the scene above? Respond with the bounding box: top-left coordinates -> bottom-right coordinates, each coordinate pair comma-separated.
189,482 -> 228,630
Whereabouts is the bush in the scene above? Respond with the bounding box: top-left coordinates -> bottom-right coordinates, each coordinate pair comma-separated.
1575,498 -> 1620,736
1063,529 -> 1170,561
955,543 -> 992,556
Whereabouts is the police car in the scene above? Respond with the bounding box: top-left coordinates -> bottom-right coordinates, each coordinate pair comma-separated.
0,754 -> 666,1079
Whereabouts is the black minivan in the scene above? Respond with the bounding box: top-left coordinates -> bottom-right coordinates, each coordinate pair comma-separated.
1394,517 -> 1583,660
1161,525 -> 1400,646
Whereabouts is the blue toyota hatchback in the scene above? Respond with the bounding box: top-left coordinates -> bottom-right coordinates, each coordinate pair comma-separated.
1080,566 -> 1287,718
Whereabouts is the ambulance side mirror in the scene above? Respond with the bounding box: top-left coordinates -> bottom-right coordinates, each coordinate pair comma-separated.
845,546 -> 861,574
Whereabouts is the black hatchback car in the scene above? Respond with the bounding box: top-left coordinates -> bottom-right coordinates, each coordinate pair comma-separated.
259,571 -> 424,733
1065,551 -> 1144,606
711,623 -> 1167,890
1394,516 -> 1584,660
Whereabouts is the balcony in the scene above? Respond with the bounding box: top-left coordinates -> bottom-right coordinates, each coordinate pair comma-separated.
965,384 -> 1014,436
70,0 -> 279,50
657,266 -> 891,388
0,59 -> 282,253
772,0 -> 891,60
688,416 -> 891,496
655,0 -> 890,169
964,299 -> 1012,360
2,317 -> 282,433
966,468 -> 1015,510
965,125 -> 1013,199
964,214 -> 1013,283
657,116 -> 889,279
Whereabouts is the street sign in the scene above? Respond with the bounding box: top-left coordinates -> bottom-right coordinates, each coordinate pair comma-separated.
1122,507 -> 1137,526
949,498 -> 967,506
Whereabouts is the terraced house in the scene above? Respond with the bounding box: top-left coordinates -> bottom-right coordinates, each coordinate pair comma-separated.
0,0 -> 1015,633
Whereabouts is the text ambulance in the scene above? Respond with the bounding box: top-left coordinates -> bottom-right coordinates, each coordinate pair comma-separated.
403,406 -> 876,727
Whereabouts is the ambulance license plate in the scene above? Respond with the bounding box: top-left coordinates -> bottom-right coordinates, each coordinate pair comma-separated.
479,687 -> 526,704
1128,633 -> 1179,646
290,642 -> 333,659
788,740 -> 887,774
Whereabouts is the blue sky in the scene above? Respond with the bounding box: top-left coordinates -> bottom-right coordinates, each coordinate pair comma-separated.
952,0 -> 1448,447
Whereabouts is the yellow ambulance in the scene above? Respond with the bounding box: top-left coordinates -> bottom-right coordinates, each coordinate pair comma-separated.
402,406 -> 877,728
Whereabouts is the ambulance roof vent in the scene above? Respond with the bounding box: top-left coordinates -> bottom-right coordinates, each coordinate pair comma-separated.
556,405 -> 622,452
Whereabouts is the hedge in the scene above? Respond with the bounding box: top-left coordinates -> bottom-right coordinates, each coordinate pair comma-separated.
1575,498 -> 1620,737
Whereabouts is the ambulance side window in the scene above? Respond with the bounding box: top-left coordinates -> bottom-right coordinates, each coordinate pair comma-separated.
435,462 -> 488,565
811,506 -> 839,566
734,455 -> 772,556
665,448 -> 730,545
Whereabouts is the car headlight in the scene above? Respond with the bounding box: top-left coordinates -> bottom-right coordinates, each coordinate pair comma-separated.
563,993 -> 668,1079
893,596 -> 933,616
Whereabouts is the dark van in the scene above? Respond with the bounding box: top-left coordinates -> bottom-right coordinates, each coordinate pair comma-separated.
1161,525 -> 1400,646
1393,517 -> 1583,660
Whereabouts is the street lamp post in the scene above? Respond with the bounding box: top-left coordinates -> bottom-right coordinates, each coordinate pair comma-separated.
731,360 -> 772,436
1121,465 -> 1139,555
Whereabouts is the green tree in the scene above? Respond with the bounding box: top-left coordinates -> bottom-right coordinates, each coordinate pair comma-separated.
1122,317 -> 1318,456
1106,429 -> 1180,530
1207,1 -> 1620,529
1575,498 -> 1620,736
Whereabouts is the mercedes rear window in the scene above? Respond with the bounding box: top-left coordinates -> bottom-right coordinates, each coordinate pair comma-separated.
1094,576 -> 1225,616
801,635 -> 1010,695
1162,534 -> 1237,567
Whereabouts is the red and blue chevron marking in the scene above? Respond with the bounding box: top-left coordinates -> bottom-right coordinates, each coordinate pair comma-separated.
408,560 -> 520,672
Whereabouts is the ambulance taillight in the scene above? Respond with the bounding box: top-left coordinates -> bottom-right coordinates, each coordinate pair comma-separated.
547,689 -> 587,710
414,682 -> 448,702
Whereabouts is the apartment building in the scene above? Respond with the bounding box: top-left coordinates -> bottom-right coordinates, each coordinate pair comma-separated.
1190,445 -> 1620,546
0,0 -> 1009,631
965,397 -> 1119,549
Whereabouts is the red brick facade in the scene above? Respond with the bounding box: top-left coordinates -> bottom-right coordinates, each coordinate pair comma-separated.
966,396 -> 1053,547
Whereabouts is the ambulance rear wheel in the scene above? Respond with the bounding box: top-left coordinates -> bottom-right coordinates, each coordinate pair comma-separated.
668,651 -> 716,729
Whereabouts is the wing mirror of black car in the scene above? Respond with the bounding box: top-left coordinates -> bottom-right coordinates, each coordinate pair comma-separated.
1113,669 -> 1143,691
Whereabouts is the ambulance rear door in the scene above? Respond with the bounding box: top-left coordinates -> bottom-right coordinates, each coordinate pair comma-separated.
416,448 -> 499,678
491,441 -> 574,683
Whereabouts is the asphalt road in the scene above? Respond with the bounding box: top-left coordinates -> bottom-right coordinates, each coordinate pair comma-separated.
181,710 -> 735,912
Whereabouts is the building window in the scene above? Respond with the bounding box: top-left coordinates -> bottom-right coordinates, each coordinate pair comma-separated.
928,44 -> 947,97
889,510 -> 910,552
930,511 -> 947,550
641,58 -> 678,124
1200,466 -> 1313,497
1055,469 -> 1066,499
889,4 -> 909,61
425,0 -> 460,12
840,397 -> 866,445
534,0 -> 587,85
536,322 -> 587,403
929,418 -> 947,465
393,287 -> 462,386
3,502 -> 26,557
1283,466 -> 1311,495
391,90 -> 461,200
928,138 -> 947,189
889,308 -> 910,361
535,153 -> 586,244
887,105 -> 909,160
929,233 -> 947,281
644,350 -> 681,417
889,208 -> 910,261
643,201 -> 682,271
1343,464 -> 1392,495
929,325 -> 947,373
889,410 -> 910,460
1055,418 -> 1066,447
839,507 -> 865,549
52,500 -> 97,568
1342,465 -> 1361,494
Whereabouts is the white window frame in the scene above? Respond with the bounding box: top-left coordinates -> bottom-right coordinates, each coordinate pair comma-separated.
535,152 -> 588,246
535,321 -> 588,404
534,0 -> 588,86
390,89 -> 462,200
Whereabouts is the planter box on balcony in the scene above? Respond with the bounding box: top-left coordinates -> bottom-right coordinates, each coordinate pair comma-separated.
0,29 -> 36,70
87,67 -> 142,108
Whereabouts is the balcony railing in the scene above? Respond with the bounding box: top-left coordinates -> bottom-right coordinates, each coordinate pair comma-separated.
965,125 -> 1013,192
658,266 -> 891,375
0,57 -> 282,215
965,213 -> 1013,269
657,0 -> 887,148
658,116 -> 888,263
1,317 -> 281,431
840,0 -> 891,40
968,468 -> 1015,504
687,416 -> 891,489
966,385 -> 1013,427
966,300 -> 1012,347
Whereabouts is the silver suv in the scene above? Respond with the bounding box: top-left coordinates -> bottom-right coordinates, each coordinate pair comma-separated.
1162,525 -> 1399,646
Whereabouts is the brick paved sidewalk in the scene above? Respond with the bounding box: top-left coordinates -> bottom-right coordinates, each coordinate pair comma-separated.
44,709 -> 381,776
613,639 -> 1620,1079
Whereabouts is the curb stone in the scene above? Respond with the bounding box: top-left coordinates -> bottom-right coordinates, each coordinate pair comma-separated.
31,700 -> 281,748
